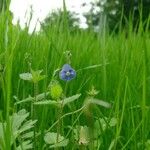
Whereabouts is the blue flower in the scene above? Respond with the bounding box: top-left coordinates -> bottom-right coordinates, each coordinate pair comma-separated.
59,64 -> 76,81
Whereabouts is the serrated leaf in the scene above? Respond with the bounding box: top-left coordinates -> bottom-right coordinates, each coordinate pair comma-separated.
0,109 -> 35,149
19,120 -> 37,133
21,131 -> 34,139
34,94 -> 81,107
14,96 -> 34,105
12,111 -> 29,135
17,109 -> 27,115
16,140 -> 33,150
15,92 -> 50,105
34,100 -> 58,106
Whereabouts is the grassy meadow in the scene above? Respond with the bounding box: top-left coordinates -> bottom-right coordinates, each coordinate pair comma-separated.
0,8 -> 150,150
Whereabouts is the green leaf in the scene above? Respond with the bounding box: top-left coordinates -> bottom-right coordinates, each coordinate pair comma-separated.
12,109 -> 29,136
44,132 -> 63,144
108,139 -> 116,150
19,70 -> 46,83
49,139 -> 69,148
44,132 -> 69,148
21,131 -> 34,139
31,69 -> 46,83
73,126 -> 90,146
16,140 -> 33,150
94,117 -> 117,138
0,109 -> 36,148
36,92 -> 49,101
94,118 -> 107,137
0,123 -> 4,139
0,123 -> 5,149
14,96 -> 34,105
14,92 -> 49,105
60,94 -> 81,106
34,100 -> 58,106
78,126 -> 90,145
34,94 -> 81,107
109,118 -> 117,127
18,120 -> 37,134
19,73 -> 32,81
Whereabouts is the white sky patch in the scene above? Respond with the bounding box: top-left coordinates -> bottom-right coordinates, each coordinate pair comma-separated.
9,0 -> 96,32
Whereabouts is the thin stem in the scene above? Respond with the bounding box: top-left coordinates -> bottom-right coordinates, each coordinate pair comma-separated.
56,104 -> 62,150
47,106 -> 85,133
56,82 -> 68,149
32,82 -> 38,149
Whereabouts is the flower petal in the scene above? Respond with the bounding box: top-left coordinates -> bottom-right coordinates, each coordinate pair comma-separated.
59,64 -> 76,81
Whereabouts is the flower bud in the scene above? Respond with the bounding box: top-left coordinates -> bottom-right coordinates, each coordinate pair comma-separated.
48,80 -> 63,100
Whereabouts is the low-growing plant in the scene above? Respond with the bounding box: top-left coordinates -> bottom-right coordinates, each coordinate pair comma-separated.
0,109 -> 36,150
0,51 -> 114,149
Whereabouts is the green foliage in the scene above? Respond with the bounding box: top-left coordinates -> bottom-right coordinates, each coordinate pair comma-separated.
44,132 -> 69,148
19,70 -> 46,83
48,80 -> 63,100
0,109 -> 36,149
73,117 -> 117,148
145,139 -> 150,150
74,125 -> 90,146
34,93 -> 81,107
19,73 -> 32,81
0,3 -> 150,149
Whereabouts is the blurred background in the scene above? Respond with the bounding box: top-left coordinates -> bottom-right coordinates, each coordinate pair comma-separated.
0,0 -> 150,33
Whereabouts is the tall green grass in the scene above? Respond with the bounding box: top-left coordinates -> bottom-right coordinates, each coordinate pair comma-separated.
0,7 -> 150,149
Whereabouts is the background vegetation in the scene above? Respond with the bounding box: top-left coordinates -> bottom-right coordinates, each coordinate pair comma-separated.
0,0 -> 150,149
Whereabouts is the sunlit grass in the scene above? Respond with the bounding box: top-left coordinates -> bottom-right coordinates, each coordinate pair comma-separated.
0,8 -> 150,149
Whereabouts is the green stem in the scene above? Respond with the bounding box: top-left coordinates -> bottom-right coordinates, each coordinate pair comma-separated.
47,106 -> 84,133
0,72 -> 6,115
56,107 -> 61,150
56,82 -> 68,149
32,82 -> 38,149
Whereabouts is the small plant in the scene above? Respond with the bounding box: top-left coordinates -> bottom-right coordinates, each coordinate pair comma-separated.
0,109 -> 36,150
19,69 -> 46,84
73,117 -> 117,149
2,51 -> 115,149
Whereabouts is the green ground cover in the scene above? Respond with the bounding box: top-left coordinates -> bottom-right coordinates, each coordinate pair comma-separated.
0,9 -> 150,150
